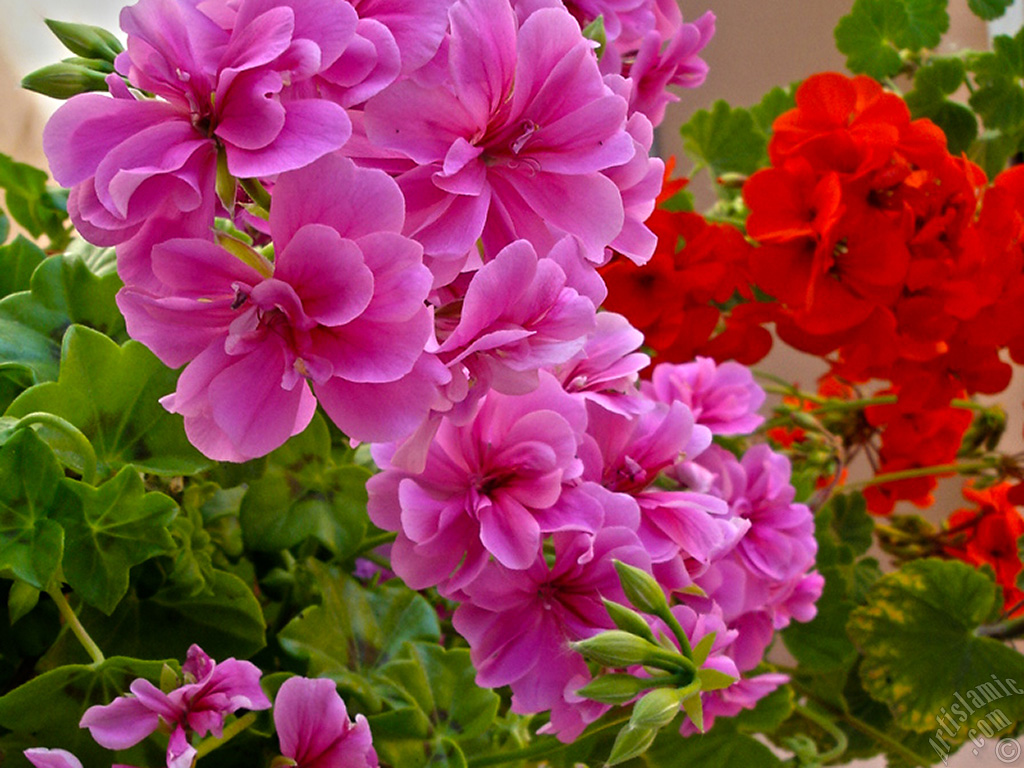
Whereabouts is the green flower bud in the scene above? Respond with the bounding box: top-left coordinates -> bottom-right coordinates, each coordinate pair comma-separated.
21,62 -> 109,100
630,688 -> 684,729
575,673 -> 651,705
613,560 -> 670,616
572,630 -> 661,667
607,725 -> 658,766
602,598 -> 657,643
45,19 -> 123,62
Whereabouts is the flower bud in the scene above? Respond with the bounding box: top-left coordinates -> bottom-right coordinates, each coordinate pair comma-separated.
572,631 -> 685,671
630,688 -> 684,729
613,560 -> 670,616
607,725 -> 657,766
602,598 -> 656,643
575,673 -> 651,705
21,63 -> 109,100
45,19 -> 123,62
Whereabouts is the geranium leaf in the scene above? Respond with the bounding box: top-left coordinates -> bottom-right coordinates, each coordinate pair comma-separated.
0,251 -> 124,385
278,561 -> 439,707
970,0 -> 1013,18
834,0 -> 908,79
0,154 -> 68,245
906,58 -> 977,153
0,428 -> 64,588
679,101 -> 767,179
0,237 -> 45,300
5,325 -> 211,477
239,415 -> 369,557
848,559 -> 1024,740
53,469 -> 178,614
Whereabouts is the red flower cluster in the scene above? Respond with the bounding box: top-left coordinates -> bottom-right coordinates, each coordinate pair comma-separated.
601,176 -> 771,366
744,72 -> 1024,512
944,483 -> 1024,616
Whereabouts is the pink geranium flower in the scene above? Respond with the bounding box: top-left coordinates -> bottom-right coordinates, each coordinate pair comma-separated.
644,357 -> 767,436
367,372 -> 591,591
364,0 -> 639,267
79,645 -> 271,768
44,0 -> 358,286
453,510 -> 649,742
118,154 -> 444,460
274,677 -> 378,768
435,237 -> 597,399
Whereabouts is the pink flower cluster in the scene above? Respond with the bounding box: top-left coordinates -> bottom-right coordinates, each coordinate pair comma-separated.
369,354 -> 821,740
41,0 -> 818,746
27,645 -> 376,768
43,0 -> 713,460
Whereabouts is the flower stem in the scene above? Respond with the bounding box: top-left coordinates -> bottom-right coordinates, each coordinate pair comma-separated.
976,615 -> 1024,641
15,412 -> 98,485
46,583 -> 104,664
793,702 -> 848,764
846,459 -> 995,490
465,713 -> 632,767
194,712 -> 258,762
240,178 -> 272,211
353,531 -> 397,559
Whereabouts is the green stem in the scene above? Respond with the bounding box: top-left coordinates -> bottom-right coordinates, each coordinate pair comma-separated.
194,712 -> 258,761
466,713 -> 632,767
46,583 -> 104,664
846,459 -> 995,490
656,607 -> 694,661
976,615 -> 1024,641
790,682 -> 927,767
15,412 -> 98,485
793,702 -> 848,764
240,178 -> 272,211
353,531 -> 397,558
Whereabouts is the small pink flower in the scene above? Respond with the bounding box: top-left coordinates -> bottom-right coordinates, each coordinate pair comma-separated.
80,645 -> 271,768
274,677 -> 378,768
644,358 -> 766,437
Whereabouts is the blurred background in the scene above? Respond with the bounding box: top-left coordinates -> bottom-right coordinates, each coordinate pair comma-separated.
0,1 -> 1021,765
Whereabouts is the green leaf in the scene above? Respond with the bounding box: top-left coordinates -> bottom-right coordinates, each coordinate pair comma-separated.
782,566 -> 858,672
0,237 -> 45,299
968,129 -> 1023,178
906,58 -> 978,153
834,0 -> 908,79
0,210 -> 9,245
970,76 -> 1024,131
5,325 -> 211,477
899,0 -> 949,50
51,569 -> 265,663
0,428 -> 64,588
0,656 -> 171,768
53,468 -> 177,614
749,85 -> 797,136
732,683 -> 795,734
373,643 -> 500,767
643,724 -> 784,767
7,580 -> 40,625
848,559 -> 1024,739
679,101 -> 768,178
969,0 -> 1013,19
0,154 -> 68,245
0,251 -> 125,385
239,415 -> 370,557
278,562 -> 439,704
